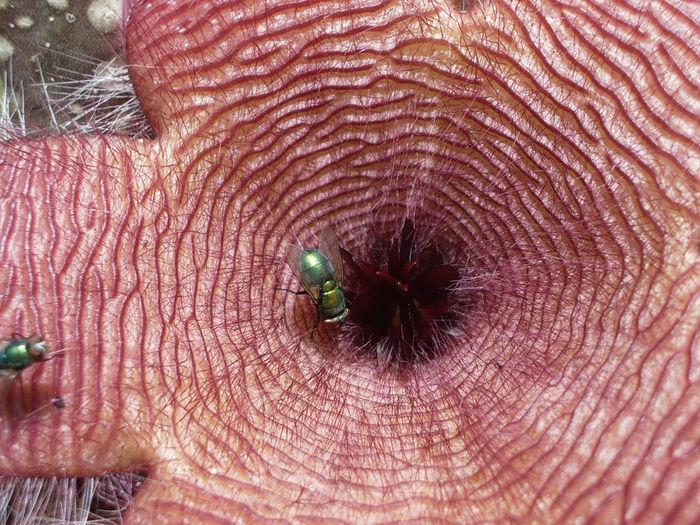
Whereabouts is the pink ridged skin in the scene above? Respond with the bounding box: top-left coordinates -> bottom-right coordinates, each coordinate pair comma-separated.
0,0 -> 698,523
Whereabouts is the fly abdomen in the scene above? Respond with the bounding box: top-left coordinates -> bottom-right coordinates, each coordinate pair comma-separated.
320,280 -> 348,323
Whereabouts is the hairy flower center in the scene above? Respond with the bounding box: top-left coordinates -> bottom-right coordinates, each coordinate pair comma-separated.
341,219 -> 472,366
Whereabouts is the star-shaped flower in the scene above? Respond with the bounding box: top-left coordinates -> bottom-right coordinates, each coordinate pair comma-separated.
1,0 -> 698,522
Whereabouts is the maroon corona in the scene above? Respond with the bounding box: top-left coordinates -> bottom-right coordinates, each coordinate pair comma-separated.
341,219 -> 462,364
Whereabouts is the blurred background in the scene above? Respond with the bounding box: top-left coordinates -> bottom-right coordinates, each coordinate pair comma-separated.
0,0 -> 150,138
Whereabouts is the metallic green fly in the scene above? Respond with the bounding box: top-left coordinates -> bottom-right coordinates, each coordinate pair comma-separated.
0,333 -> 49,379
283,225 -> 349,325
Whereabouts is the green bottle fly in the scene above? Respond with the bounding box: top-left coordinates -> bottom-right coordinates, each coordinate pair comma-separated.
284,226 -> 349,324
0,334 -> 48,377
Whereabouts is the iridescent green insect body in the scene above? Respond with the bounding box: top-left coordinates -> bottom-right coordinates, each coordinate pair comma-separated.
0,334 -> 49,379
284,226 -> 349,325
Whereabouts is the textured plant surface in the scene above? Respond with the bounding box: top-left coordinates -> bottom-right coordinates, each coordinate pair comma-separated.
0,0 -> 698,523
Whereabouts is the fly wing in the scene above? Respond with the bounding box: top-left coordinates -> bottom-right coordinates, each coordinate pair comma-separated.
318,225 -> 344,287
284,243 -> 321,301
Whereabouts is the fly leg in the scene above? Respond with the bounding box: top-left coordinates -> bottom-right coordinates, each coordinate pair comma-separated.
0,370 -> 27,414
309,307 -> 321,341
16,373 -> 27,412
275,288 -> 308,295
276,288 -> 318,339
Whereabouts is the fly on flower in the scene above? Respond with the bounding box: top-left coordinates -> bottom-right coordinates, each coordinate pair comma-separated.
1,333 -> 51,411
281,225 -> 349,327
0,333 -> 49,379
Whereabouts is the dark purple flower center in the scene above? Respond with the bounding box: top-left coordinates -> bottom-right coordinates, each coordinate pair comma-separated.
341,219 -> 461,364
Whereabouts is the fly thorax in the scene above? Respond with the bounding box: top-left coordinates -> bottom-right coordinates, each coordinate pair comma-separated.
298,250 -> 335,287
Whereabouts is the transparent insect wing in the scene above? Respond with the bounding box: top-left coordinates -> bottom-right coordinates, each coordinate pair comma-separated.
318,225 -> 344,287
285,243 -> 322,301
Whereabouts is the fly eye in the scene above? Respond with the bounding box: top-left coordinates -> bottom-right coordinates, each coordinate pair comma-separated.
27,342 -> 48,361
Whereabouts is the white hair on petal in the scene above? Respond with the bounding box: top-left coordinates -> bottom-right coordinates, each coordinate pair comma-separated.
0,470 -> 147,524
1,51 -> 150,139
